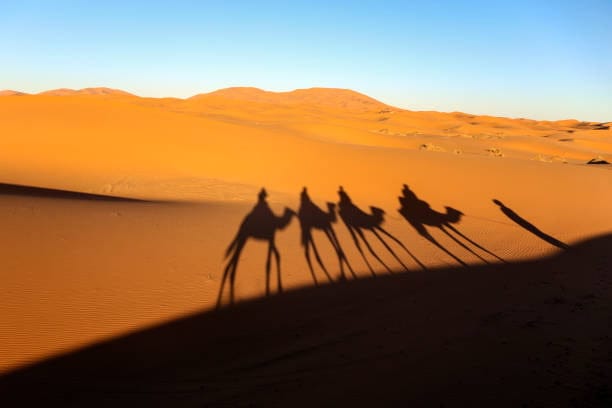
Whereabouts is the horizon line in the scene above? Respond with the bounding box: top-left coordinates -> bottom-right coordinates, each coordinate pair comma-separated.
1,85 -> 609,124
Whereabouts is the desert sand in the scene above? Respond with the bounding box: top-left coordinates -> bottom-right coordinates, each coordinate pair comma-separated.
0,87 -> 611,406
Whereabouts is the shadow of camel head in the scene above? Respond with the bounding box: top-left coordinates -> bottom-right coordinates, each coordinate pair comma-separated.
277,208 -> 297,230
444,206 -> 464,224
370,206 -> 385,224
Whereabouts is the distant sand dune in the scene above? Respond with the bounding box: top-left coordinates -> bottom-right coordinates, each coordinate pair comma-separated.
37,87 -> 134,96
0,90 -> 27,96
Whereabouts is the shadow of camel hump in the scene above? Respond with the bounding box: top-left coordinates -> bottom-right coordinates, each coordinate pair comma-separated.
399,184 -> 505,266
298,187 -> 355,284
493,199 -> 569,250
217,188 -> 296,308
337,186 -> 423,274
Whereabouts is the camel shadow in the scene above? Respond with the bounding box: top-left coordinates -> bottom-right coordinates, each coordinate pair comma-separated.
337,186 -> 423,275
493,199 -> 568,250
217,188 -> 296,308
399,184 -> 505,266
298,187 -> 356,284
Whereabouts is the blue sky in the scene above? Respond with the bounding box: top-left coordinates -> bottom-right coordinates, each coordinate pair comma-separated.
2,1 -> 611,121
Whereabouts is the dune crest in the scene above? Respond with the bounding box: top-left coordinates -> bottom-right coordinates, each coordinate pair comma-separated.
0,90 -> 28,96
37,87 -> 134,96
188,86 -> 390,111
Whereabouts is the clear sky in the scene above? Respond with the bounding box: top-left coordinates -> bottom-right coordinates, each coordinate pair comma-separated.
2,1 -> 611,121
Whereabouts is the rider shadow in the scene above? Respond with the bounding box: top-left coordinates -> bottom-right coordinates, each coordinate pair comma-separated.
298,187 -> 356,284
217,188 -> 296,308
337,186 -> 425,275
398,184 -> 505,266
493,199 -> 568,250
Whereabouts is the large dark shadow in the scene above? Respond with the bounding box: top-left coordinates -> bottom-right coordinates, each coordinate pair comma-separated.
1,234 -> 611,407
399,184 -> 505,266
493,199 -> 569,250
0,182 -> 148,202
337,186 -> 422,274
217,188 -> 296,307
297,187 -> 355,284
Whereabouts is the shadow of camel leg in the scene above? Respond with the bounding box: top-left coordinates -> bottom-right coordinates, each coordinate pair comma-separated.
310,237 -> 333,282
445,224 -> 506,263
217,239 -> 244,308
216,261 -> 232,308
355,228 -> 393,274
228,261 -> 239,305
422,230 -> 467,267
272,243 -> 282,293
376,226 -> 427,271
304,241 -> 319,286
344,220 -> 375,276
324,228 -> 357,279
371,228 -> 409,272
324,228 -> 345,279
265,244 -> 272,296
439,225 -> 489,264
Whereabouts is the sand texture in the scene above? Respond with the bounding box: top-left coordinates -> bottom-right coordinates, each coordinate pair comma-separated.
0,88 -> 611,405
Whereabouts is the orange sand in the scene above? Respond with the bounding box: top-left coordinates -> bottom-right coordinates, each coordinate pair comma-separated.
0,87 -> 611,375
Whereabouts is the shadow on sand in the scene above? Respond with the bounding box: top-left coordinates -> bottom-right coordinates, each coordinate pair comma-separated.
218,188 -> 296,307
337,186 -> 423,274
0,182 -> 148,202
493,199 -> 569,250
1,234 -> 611,407
297,187 -> 355,284
399,184 -> 505,266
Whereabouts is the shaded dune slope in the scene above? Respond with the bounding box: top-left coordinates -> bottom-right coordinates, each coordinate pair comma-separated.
0,182 -> 148,202
1,234 -> 611,407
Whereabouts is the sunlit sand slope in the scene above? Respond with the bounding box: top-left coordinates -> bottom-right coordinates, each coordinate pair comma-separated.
0,88 -> 610,374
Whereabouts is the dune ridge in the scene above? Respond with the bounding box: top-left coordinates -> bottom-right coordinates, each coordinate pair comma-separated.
190,86 -> 390,110
0,90 -> 27,96
2,86 -> 609,171
36,87 -> 134,96
2,85 -> 609,122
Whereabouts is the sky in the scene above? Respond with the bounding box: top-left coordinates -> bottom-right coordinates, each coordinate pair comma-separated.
2,0 -> 611,121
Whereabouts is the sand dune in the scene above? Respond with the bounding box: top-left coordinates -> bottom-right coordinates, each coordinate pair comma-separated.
0,90 -> 27,96
0,87 -> 610,404
37,87 -> 135,97
191,86 -> 390,110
